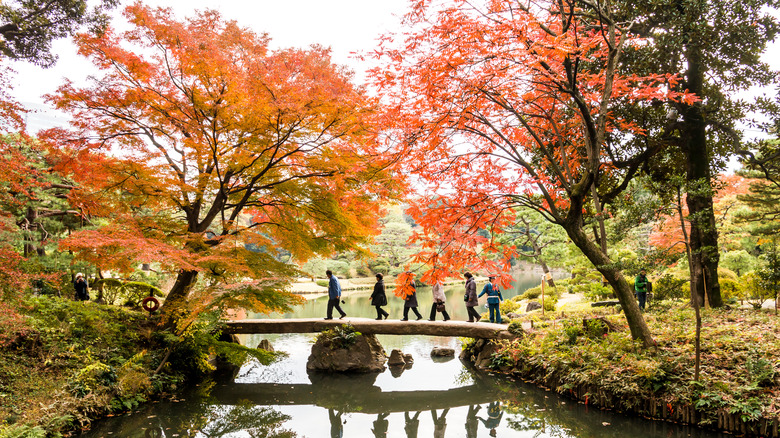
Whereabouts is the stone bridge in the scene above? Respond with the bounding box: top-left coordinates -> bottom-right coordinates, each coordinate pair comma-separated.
224,317 -> 517,340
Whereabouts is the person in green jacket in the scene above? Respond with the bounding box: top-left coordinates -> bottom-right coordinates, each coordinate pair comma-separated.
634,268 -> 649,310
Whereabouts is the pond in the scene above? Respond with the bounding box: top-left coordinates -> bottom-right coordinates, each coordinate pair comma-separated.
78,270 -> 728,438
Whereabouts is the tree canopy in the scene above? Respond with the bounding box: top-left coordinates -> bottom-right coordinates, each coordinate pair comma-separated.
45,4 -> 403,324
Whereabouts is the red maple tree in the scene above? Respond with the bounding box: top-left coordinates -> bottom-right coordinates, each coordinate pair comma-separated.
45,4 -> 404,325
371,0 -> 697,345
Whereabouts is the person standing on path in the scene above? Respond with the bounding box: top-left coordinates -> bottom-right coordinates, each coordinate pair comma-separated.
478,276 -> 504,323
370,273 -> 390,320
73,273 -> 89,301
428,281 -> 450,321
634,268 -> 649,311
464,272 -> 481,322
325,270 -> 347,320
402,273 -> 423,321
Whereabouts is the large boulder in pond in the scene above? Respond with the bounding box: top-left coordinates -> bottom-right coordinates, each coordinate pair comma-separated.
388,349 -> 406,366
307,329 -> 387,373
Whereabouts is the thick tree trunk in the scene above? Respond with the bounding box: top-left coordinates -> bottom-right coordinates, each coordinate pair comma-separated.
566,226 -> 654,346
160,270 -> 199,327
682,40 -> 722,308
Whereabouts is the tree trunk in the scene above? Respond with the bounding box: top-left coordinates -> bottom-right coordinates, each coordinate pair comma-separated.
566,225 -> 654,346
160,269 -> 199,327
682,38 -> 722,308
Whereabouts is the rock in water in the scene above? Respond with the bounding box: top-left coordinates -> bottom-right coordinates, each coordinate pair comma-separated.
307,332 -> 387,373
430,347 -> 455,357
387,349 -> 406,366
256,339 -> 274,352
403,353 -> 414,364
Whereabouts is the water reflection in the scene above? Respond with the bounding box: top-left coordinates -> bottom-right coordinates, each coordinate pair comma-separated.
79,332 -> 730,438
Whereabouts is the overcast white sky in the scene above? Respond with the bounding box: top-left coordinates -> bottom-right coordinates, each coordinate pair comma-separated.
11,0 -> 411,132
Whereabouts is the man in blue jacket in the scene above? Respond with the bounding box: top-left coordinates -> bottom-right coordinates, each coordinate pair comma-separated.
325,270 -> 347,320
478,276 -> 504,323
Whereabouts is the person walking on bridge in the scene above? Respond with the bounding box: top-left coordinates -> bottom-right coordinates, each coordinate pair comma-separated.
325,270 -> 347,320
463,272 -> 481,322
370,273 -> 390,320
478,276 -> 504,323
428,281 -> 450,321
402,273 -> 423,321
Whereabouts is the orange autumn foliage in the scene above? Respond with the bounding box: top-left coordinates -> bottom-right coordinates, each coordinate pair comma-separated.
372,0 -> 697,299
44,3 -> 405,317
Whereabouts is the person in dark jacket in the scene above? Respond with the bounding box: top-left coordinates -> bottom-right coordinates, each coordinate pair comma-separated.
464,272 -> 480,322
402,273 -> 423,321
478,276 -> 504,323
325,270 -> 347,320
370,273 -> 390,320
73,273 -> 89,301
634,268 -> 649,311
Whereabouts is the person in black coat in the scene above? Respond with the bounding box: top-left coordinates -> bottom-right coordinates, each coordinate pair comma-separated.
370,273 -> 390,320
402,273 -> 423,321
73,273 -> 89,301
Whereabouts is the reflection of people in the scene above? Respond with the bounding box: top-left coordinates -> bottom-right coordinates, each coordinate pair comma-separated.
431,408 -> 449,438
74,273 -> 89,301
328,409 -> 343,438
464,273 -> 481,322
634,268 -> 649,310
404,411 -> 420,438
370,273 -> 390,320
478,277 -> 504,323
428,282 -> 450,321
325,270 -> 347,320
372,412 -> 390,438
402,274 -> 423,321
465,405 -> 481,438
478,401 -> 503,436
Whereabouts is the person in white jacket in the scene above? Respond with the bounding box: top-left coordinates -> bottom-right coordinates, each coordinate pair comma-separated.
428,282 -> 451,321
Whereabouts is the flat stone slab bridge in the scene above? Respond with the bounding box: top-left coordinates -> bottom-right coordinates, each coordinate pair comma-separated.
225,317 -> 517,340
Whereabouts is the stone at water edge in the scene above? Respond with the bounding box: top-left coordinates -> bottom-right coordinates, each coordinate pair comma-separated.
403,353 -> 414,364
306,333 -> 387,373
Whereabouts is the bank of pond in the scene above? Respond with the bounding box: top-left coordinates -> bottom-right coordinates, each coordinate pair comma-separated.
1,278 -> 778,437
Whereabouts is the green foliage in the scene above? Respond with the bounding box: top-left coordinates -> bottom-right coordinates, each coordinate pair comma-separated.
317,324 -> 362,350
583,282 -> 612,302
68,362 -> 116,397
746,357 -> 777,388
652,274 -> 687,301
315,280 -> 329,288
500,299 -> 520,314
507,320 -> 524,336
92,278 -> 163,306
562,319 -> 582,345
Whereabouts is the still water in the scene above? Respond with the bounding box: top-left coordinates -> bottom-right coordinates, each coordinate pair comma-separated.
79,272 -> 728,438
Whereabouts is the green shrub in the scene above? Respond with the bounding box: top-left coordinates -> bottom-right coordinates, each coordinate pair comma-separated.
562,319 -> 582,344
315,280 -> 329,288
584,282 -> 612,302
652,274 -> 687,301
500,300 -> 520,314
521,286 -> 541,300
507,320 -> 524,336
317,324 -> 362,349
543,297 -> 557,312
